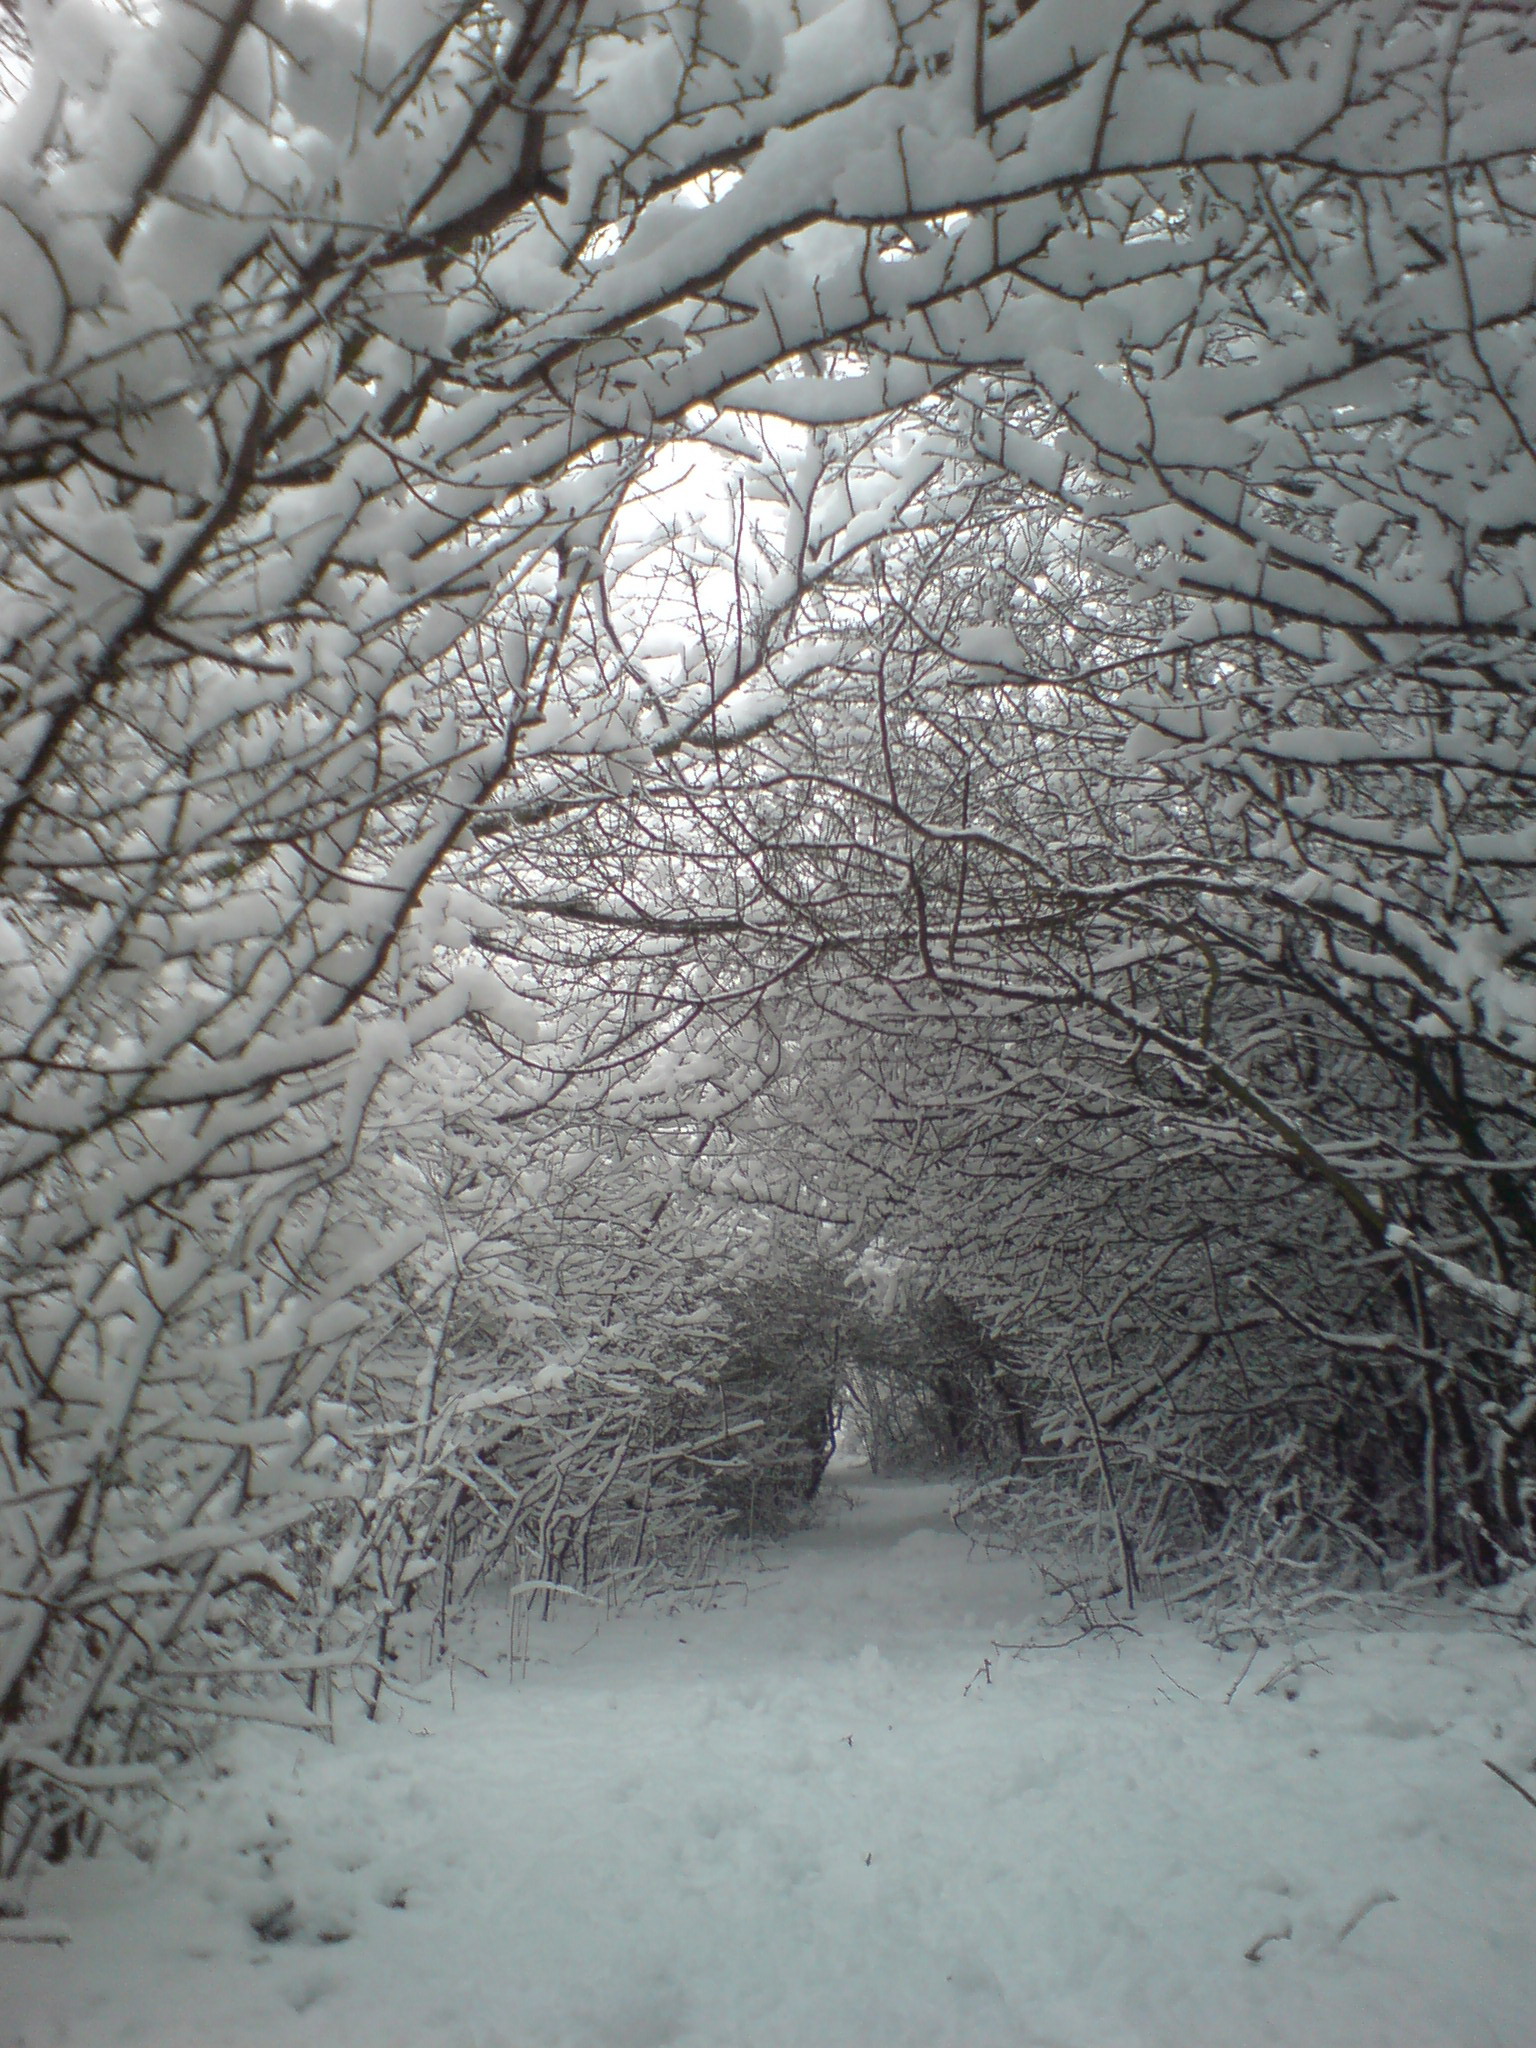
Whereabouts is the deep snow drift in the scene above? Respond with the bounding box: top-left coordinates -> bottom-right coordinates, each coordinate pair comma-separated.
5,1471 -> 1535,2048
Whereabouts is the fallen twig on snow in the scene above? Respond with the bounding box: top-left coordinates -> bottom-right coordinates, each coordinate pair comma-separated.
1336,1889 -> 1397,1944
1224,1642 -> 1263,1705
1484,1758 -> 1536,1815
1243,1922 -> 1292,1963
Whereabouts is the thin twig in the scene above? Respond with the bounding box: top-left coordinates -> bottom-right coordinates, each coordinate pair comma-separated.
1224,1641 -> 1263,1705
1336,1889 -> 1398,1944
1243,1922 -> 1291,1964
1484,1759 -> 1536,1815
1149,1652 -> 1199,1699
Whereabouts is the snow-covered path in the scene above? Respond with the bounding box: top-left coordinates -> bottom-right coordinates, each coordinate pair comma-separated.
7,1472 -> 1536,2048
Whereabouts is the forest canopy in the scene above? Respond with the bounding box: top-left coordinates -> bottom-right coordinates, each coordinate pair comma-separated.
4,0 -> 1536,1872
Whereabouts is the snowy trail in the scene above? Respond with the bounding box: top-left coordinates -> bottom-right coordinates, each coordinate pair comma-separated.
7,1471 -> 1536,2048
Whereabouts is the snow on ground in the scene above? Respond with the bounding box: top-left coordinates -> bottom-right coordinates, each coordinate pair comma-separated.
6,1470 -> 1536,2048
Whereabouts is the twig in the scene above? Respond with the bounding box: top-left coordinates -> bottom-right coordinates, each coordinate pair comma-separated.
1063,1349 -> 1138,1612
1484,1758 -> 1536,1815
963,1655 -> 994,1695
1149,1652 -> 1199,1699
1336,1889 -> 1397,1944
1256,1652 -> 1327,1699
1244,1921 -> 1291,1963
1224,1641 -> 1262,1705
